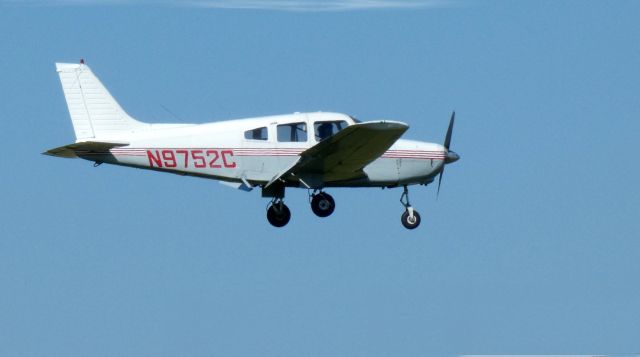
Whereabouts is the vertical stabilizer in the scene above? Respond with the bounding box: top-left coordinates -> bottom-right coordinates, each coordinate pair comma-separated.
56,62 -> 149,140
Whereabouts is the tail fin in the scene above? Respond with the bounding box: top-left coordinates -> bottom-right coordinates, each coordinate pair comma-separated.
56,62 -> 149,140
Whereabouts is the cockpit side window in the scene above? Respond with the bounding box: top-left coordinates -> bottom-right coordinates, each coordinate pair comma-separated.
244,127 -> 268,141
277,122 -> 308,142
314,120 -> 348,141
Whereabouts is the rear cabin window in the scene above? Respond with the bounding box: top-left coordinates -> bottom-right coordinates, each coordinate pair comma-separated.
244,127 -> 268,141
314,120 -> 348,141
277,122 -> 307,142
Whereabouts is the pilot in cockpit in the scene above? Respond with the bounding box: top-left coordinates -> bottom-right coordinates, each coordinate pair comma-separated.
317,122 -> 333,141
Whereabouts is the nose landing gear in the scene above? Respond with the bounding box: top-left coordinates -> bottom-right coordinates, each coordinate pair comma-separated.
310,191 -> 335,217
400,185 -> 421,229
267,198 -> 291,227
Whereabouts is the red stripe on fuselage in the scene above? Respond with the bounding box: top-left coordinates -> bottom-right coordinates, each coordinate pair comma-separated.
80,147 -> 446,160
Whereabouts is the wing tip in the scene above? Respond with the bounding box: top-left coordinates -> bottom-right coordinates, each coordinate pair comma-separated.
356,120 -> 409,131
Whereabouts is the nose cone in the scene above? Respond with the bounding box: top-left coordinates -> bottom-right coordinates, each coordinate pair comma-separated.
445,150 -> 460,164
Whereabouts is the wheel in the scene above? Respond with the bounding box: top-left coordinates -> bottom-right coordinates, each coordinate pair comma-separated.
401,209 -> 421,229
267,203 -> 291,227
311,192 -> 335,217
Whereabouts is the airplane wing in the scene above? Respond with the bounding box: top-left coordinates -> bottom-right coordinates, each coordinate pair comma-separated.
266,120 -> 408,187
43,140 -> 130,158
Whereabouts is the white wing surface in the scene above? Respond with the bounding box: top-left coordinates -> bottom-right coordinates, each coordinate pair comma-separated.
266,121 -> 408,187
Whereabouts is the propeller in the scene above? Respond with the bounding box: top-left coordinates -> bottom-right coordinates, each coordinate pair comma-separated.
437,111 -> 459,198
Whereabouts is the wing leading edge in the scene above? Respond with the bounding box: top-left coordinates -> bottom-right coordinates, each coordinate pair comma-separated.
266,120 -> 409,188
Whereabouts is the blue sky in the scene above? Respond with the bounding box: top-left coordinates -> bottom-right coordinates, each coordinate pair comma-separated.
1,0 -> 639,355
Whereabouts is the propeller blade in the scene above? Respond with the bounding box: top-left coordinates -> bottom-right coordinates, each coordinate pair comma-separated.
438,111 -> 455,199
444,111 -> 455,150
437,167 -> 444,199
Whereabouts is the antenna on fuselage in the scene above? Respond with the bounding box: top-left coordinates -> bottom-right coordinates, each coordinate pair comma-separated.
160,104 -> 183,122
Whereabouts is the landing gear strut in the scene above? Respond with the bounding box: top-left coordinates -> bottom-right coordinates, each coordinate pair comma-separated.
267,198 -> 291,227
400,185 -> 421,230
310,191 -> 335,217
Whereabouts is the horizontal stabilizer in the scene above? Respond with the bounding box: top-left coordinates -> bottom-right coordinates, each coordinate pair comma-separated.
43,140 -> 129,158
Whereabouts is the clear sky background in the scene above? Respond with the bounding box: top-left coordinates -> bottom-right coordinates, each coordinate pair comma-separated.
1,0 -> 639,356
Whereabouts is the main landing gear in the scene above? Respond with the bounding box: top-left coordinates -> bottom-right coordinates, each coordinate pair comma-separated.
266,198 -> 291,228
310,191 -> 335,218
265,189 -> 336,228
400,185 -> 421,230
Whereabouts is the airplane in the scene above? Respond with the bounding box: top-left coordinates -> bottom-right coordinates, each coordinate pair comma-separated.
44,61 -> 460,229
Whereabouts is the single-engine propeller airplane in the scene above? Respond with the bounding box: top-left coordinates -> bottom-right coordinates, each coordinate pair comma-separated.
45,61 -> 460,229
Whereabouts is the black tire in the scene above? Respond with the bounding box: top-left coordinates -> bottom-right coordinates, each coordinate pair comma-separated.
401,209 -> 421,230
311,192 -> 335,218
267,203 -> 291,227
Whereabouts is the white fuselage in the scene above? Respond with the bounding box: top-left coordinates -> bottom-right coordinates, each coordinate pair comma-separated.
77,112 -> 446,188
